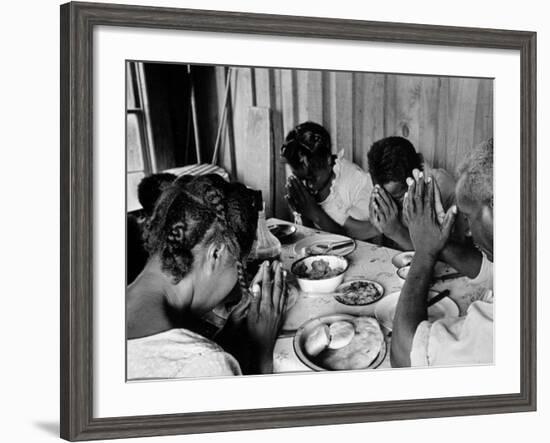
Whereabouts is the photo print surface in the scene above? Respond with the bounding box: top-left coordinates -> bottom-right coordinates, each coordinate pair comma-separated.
125,61 -> 494,381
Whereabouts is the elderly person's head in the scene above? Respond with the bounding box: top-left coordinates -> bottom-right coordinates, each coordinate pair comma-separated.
455,139 -> 493,261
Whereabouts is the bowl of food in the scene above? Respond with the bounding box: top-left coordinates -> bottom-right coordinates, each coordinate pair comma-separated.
290,255 -> 349,293
294,314 -> 386,371
268,223 -> 297,242
396,265 -> 410,280
391,251 -> 415,268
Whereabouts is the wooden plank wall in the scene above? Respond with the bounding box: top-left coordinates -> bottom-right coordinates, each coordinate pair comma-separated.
212,67 -> 493,220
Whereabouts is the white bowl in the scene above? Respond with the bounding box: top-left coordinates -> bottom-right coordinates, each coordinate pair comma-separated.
290,255 -> 349,293
396,265 -> 410,280
391,251 -> 415,268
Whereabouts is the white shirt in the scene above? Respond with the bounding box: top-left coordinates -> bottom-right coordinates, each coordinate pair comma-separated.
319,150 -> 373,226
469,252 -> 494,290
410,300 -> 494,367
410,254 -> 494,367
127,328 -> 242,380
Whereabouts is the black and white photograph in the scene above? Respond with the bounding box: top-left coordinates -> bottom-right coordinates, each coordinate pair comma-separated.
125,61 -> 494,379
2,0 -> 544,441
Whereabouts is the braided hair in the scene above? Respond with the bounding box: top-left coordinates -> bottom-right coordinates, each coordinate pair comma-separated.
281,121 -> 332,173
367,136 -> 423,186
143,174 -> 260,293
225,180 -> 262,297
137,172 -> 177,216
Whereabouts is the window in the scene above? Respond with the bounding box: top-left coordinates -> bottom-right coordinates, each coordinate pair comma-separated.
126,62 -> 155,211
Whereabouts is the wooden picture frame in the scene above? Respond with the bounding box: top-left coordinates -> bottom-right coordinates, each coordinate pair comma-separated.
60,1 -> 537,440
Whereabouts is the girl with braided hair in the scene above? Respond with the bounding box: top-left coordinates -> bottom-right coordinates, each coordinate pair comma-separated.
282,121 -> 379,241
127,174 -> 287,379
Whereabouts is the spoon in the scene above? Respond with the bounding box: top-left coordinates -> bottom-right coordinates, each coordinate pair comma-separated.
308,240 -> 354,254
427,289 -> 451,307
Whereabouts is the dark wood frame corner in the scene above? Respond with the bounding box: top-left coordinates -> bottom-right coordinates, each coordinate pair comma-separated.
60,1 -> 537,441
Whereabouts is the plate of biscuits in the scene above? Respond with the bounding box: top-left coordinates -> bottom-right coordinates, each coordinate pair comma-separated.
293,314 -> 386,371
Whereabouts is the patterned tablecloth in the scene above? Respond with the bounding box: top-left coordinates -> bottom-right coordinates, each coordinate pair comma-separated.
268,218 -> 486,373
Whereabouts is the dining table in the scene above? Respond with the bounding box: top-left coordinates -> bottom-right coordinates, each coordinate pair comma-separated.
268,218 -> 489,373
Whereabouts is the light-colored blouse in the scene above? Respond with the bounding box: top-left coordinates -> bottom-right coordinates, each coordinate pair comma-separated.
410,254 -> 494,367
319,150 -> 373,226
410,299 -> 494,367
127,328 -> 242,380
469,252 -> 494,290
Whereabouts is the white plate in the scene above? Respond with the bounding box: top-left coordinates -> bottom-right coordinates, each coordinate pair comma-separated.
293,314 -> 387,371
294,234 -> 356,257
334,279 -> 385,306
395,262 -> 459,280
374,290 -> 459,331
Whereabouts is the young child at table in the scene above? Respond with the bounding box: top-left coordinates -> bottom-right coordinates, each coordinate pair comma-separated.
367,136 -> 466,251
126,174 -> 287,378
282,121 -> 379,241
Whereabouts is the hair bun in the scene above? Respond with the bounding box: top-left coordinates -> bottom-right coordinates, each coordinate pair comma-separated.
204,188 -> 226,218
167,221 -> 186,244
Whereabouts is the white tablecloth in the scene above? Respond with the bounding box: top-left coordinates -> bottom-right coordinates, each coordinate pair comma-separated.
269,218 -> 485,373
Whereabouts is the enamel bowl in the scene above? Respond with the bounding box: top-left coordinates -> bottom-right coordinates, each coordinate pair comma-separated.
290,254 -> 349,293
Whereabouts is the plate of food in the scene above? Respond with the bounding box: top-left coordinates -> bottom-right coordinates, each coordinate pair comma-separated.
267,222 -> 297,241
294,234 -> 356,257
291,255 -> 349,293
334,279 -> 385,306
294,314 -> 386,371
374,290 -> 459,331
